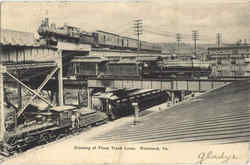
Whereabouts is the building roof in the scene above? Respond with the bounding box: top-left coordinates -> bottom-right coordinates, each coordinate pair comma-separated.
96,30 -> 120,37
0,29 -> 39,47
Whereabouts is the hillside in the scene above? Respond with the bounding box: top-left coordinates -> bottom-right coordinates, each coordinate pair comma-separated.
159,42 -> 217,55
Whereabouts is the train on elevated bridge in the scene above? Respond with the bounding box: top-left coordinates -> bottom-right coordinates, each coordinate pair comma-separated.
69,56 -> 212,80
38,18 -> 162,53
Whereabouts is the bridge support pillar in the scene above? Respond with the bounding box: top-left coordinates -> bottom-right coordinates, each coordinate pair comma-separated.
78,90 -> 81,106
171,92 -> 175,105
0,65 -> 6,139
87,88 -> 93,109
57,50 -> 64,106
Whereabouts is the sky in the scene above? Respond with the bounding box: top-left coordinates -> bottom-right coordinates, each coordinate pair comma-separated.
1,0 -> 250,44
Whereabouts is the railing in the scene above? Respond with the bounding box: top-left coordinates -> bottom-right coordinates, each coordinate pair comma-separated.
87,77 -> 247,92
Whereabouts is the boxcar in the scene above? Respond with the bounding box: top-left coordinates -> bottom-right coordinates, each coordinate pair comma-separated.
79,32 -> 95,45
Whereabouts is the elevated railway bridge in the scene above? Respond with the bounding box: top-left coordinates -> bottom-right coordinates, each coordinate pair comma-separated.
86,77 -> 249,108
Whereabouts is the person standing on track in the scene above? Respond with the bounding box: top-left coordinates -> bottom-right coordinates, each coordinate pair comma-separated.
71,113 -> 76,129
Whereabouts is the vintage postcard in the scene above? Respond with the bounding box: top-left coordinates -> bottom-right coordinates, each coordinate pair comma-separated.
0,0 -> 249,164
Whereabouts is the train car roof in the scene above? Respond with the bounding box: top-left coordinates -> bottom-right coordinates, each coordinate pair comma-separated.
96,30 -> 120,37
93,93 -> 119,100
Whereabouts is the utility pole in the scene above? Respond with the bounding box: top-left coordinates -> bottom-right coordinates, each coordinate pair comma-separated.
133,19 -> 143,53
216,33 -> 222,48
192,30 -> 199,57
176,33 -> 182,49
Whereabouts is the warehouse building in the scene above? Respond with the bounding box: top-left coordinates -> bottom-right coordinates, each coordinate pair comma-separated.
207,45 -> 250,77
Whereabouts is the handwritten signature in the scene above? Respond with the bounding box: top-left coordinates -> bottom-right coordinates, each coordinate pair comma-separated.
197,150 -> 238,164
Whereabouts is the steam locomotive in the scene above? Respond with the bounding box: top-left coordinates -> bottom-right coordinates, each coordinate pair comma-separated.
37,18 -> 162,52
0,104 -> 107,156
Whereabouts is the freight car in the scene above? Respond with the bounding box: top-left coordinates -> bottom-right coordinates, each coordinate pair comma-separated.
0,104 -> 107,156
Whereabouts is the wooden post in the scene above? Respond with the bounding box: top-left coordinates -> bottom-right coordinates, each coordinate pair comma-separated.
57,50 -> 64,106
0,65 -> 6,140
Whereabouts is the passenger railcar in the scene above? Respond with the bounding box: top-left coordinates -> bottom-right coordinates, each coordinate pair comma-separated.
94,30 -> 122,48
93,89 -> 168,120
122,37 -> 129,48
127,37 -> 139,50
79,32 -> 95,45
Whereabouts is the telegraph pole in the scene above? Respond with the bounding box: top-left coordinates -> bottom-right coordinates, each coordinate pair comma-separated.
133,19 -> 143,53
192,30 -> 199,57
216,33 -> 222,48
176,33 -> 181,49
